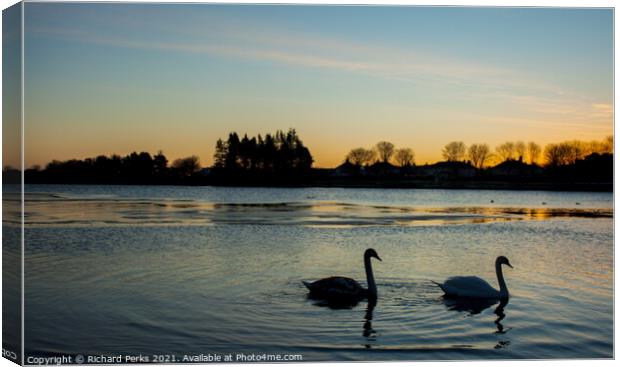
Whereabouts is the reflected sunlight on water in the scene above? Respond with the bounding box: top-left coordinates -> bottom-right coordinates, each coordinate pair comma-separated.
8,192 -> 612,228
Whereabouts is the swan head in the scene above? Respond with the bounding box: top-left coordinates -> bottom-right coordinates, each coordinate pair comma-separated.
496,256 -> 513,268
364,248 -> 382,262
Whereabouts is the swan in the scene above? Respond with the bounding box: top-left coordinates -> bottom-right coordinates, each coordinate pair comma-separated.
303,248 -> 381,304
433,256 -> 513,299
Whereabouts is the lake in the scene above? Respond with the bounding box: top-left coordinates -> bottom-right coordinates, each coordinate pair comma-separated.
9,185 -> 614,361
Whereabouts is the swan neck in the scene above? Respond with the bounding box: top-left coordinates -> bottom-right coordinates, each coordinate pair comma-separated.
496,261 -> 508,298
365,255 -> 377,299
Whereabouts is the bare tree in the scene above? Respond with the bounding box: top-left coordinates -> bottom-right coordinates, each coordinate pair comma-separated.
515,141 -> 526,161
394,148 -> 415,167
468,143 -> 490,169
442,141 -> 466,162
587,140 -> 605,155
545,138 -> 613,167
544,142 -> 582,167
567,140 -> 587,161
172,155 -> 201,176
604,135 -> 613,153
587,137 -> 613,155
347,148 -> 375,166
544,144 -> 568,167
496,142 -> 516,162
375,141 -> 395,163
527,142 -> 541,164
365,149 -> 377,164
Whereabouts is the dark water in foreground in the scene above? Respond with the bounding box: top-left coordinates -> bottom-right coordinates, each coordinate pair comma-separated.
10,185 -> 613,360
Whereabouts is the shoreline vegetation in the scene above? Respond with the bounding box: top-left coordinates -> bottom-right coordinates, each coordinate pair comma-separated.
4,129 -> 613,192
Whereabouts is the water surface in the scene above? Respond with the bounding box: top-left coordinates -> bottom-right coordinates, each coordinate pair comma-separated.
16,185 -> 613,360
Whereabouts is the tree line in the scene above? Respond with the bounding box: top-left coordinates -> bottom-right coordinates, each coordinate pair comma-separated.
212,128 -> 313,176
344,136 -> 613,169
346,141 -> 414,167
441,136 -> 612,168
23,151 -> 203,184
19,128 -> 313,184
8,130 -> 612,187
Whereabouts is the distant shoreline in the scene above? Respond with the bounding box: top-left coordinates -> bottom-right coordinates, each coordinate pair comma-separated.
11,148 -> 612,193
14,179 -> 613,192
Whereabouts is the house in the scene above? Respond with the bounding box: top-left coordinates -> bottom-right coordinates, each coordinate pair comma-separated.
332,159 -> 360,177
488,160 -> 543,178
365,161 -> 400,177
416,161 -> 477,180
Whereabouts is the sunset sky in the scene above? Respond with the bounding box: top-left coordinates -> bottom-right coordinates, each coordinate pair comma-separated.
12,3 -> 614,168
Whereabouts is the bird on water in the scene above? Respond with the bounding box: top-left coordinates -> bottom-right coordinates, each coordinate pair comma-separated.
303,248 -> 382,305
433,256 -> 513,299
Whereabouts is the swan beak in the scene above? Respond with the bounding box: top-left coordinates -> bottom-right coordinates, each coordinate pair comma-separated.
375,255 -> 382,261
507,263 -> 513,268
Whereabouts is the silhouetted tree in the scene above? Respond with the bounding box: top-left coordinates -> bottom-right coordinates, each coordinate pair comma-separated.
604,135 -> 613,153
496,142 -> 516,162
293,142 -> 313,171
515,141 -> 526,161
119,152 -> 156,182
213,139 -> 227,169
29,151 -> 173,184
261,133 -> 278,172
212,128 -> 313,176
544,138 -> 612,167
238,134 -> 259,170
442,141 -> 466,162
153,151 -> 168,175
394,148 -> 414,167
527,142 -> 541,165
544,143 -> 578,167
23,134 -> 613,187
347,148 -> 375,166
578,137 -> 614,157
468,143 -> 490,169
225,133 -> 241,170
375,141 -> 395,163
172,156 -> 201,176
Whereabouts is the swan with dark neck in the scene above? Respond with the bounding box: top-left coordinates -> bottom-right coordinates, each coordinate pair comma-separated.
303,248 -> 381,303
433,256 -> 513,299
364,251 -> 378,299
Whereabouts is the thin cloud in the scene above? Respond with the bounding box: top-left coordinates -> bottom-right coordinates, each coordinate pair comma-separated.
28,23 -> 549,95
28,16 -> 610,128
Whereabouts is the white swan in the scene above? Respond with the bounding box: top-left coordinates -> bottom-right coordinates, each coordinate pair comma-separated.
433,256 -> 513,299
303,248 -> 381,303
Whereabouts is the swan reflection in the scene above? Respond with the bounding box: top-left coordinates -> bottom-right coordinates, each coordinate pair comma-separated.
362,299 -> 377,348
309,297 -> 361,309
442,296 -> 510,334
493,298 -> 510,334
442,296 -> 499,315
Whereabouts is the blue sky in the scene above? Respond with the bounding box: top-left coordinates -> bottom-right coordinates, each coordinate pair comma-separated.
20,3 -> 613,167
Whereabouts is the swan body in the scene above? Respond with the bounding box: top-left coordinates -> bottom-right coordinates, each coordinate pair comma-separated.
434,256 -> 513,299
303,248 -> 381,303
303,277 -> 367,301
434,276 -> 500,298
